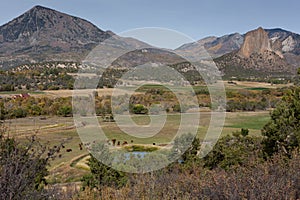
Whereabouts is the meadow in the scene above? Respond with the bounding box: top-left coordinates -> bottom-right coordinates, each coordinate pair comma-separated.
5,110 -> 270,183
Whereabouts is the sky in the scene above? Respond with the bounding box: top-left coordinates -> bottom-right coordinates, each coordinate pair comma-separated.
1,0 -> 300,48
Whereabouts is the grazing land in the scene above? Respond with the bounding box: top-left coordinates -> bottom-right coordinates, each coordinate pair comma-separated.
4,105 -> 270,183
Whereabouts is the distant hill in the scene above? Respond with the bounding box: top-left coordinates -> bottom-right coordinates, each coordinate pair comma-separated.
176,33 -> 244,58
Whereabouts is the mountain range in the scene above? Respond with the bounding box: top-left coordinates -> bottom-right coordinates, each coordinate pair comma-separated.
1,5 -> 300,80
178,27 -> 300,79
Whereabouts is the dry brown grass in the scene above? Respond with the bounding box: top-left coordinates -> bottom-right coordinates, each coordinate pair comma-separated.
223,80 -> 293,90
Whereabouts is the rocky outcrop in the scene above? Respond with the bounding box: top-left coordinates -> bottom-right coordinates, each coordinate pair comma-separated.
238,27 -> 271,58
215,27 -> 297,78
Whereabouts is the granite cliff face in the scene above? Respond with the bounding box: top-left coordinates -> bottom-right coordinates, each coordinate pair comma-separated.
238,27 -> 272,58
215,27 -> 299,79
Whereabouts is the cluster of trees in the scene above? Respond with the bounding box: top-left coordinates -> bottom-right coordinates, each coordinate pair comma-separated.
0,64 -> 75,91
225,88 -> 283,112
0,86 -> 288,121
99,88 -> 192,115
0,96 -> 72,119
0,87 -> 192,120
111,86 -> 286,113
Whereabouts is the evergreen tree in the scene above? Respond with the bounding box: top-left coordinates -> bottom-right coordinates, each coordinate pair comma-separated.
262,87 -> 300,157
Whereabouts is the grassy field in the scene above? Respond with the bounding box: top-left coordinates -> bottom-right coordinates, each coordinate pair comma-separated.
7,111 -> 270,148
223,111 -> 270,136
5,110 -> 271,183
223,80 -> 292,90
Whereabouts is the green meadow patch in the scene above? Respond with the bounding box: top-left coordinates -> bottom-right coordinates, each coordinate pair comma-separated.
224,112 -> 270,133
123,144 -> 159,152
246,87 -> 269,91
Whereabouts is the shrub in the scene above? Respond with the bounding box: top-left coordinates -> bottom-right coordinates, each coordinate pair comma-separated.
203,134 -> 262,170
132,104 -> 148,114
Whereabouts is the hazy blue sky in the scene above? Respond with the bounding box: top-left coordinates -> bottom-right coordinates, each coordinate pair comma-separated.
1,0 -> 299,43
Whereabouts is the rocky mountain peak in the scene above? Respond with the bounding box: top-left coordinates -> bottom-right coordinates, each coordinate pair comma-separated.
238,27 -> 271,58
29,5 -> 51,12
0,5 -> 111,44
